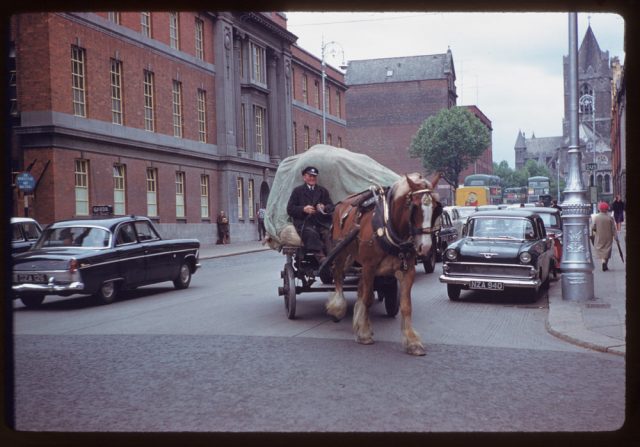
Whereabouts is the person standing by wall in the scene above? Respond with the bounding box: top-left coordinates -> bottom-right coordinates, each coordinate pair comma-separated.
591,201 -> 618,271
257,206 -> 267,241
217,210 -> 230,244
611,195 -> 625,232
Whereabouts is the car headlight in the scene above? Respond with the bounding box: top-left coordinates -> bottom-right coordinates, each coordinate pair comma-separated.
445,248 -> 458,261
519,252 -> 532,264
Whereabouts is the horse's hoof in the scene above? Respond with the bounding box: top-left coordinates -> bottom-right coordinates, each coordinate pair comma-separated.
330,314 -> 342,323
356,336 -> 374,345
406,344 -> 426,356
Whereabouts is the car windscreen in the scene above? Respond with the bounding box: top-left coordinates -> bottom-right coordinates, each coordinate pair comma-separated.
470,217 -> 534,239
35,226 -> 111,248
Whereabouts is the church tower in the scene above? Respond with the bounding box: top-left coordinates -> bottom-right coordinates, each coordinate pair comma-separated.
561,23 -> 614,200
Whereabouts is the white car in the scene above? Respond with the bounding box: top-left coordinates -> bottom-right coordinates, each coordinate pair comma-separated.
443,206 -> 477,236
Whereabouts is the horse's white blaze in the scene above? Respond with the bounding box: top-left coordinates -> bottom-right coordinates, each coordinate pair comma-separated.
416,201 -> 433,257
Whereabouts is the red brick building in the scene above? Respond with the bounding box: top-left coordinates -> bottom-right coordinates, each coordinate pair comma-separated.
290,45 -> 347,152
8,12 -> 347,243
345,51 -> 493,205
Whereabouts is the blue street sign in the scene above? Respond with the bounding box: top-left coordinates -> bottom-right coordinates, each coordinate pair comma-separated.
16,172 -> 36,192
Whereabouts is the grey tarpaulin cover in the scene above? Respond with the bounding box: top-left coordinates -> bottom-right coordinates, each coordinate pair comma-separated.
265,144 -> 401,249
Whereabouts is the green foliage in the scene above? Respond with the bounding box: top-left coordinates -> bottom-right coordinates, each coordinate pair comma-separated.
409,106 -> 490,189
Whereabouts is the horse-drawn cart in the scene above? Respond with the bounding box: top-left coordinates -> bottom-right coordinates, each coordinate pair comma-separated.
266,145 -> 441,356
265,145 -> 403,320
277,243 -> 400,320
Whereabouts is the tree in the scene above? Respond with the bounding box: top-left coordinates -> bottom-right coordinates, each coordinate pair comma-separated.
409,107 -> 490,189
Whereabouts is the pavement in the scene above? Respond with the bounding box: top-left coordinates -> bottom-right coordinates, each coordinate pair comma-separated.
198,231 -> 627,357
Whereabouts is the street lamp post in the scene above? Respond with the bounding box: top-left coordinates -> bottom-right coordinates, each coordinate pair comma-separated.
560,13 -> 595,301
321,37 -> 345,144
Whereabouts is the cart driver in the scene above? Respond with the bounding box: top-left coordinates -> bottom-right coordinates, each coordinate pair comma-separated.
287,166 -> 335,264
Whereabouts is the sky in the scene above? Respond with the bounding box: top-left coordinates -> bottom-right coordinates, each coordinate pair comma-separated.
284,12 -> 626,168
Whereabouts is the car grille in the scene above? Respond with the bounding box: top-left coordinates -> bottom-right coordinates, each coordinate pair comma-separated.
445,262 -> 534,279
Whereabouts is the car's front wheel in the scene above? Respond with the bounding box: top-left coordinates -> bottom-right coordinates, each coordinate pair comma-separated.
20,293 -> 45,308
94,280 -> 118,305
447,284 -> 462,301
173,262 -> 192,289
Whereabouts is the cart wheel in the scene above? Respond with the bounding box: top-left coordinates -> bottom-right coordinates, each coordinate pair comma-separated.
283,264 -> 297,319
377,280 -> 399,317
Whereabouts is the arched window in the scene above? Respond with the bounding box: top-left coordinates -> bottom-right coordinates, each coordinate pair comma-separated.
604,174 -> 611,193
579,84 -> 594,114
596,174 -> 603,192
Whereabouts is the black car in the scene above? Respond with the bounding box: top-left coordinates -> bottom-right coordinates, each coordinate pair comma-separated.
12,216 -> 200,307
422,209 -> 459,273
439,209 -> 554,301
11,217 -> 43,254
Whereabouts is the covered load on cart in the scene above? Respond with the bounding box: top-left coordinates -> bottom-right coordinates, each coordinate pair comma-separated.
264,144 -> 401,249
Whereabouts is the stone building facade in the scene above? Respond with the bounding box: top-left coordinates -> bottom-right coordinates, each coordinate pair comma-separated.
515,24 -> 623,203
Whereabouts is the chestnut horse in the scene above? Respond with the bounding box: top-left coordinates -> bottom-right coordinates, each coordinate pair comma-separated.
326,173 -> 440,356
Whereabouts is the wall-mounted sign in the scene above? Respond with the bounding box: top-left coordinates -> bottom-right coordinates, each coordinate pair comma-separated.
16,172 -> 36,192
92,205 -> 113,216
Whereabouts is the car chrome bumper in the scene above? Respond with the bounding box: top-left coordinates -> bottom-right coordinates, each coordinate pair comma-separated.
13,281 -> 85,294
439,275 -> 541,288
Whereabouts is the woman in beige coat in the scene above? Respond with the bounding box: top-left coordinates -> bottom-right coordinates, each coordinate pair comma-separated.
592,202 -> 618,271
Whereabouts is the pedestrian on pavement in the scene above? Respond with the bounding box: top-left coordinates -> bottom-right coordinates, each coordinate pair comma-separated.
217,210 -> 230,244
591,201 -> 618,271
611,195 -> 625,232
257,206 -> 267,240
287,166 -> 334,264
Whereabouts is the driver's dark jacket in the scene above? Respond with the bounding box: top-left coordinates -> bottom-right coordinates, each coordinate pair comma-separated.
287,183 -> 334,232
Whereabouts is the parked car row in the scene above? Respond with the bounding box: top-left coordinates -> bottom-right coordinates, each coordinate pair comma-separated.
11,216 -> 200,308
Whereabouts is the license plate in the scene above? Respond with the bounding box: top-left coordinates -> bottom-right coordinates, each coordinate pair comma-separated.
470,280 -> 504,291
16,273 -> 47,283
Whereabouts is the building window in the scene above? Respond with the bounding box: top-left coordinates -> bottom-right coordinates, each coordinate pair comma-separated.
293,122 -> 298,154
113,164 -> 126,215
254,105 -> 266,154
248,179 -> 255,219
238,41 -> 244,79
240,104 -> 246,149
141,12 -> 151,37
8,43 -> 17,116
250,42 -> 266,85
71,45 -> 86,117
327,133 -> 332,146
314,80 -> 320,108
291,67 -> 296,99
143,70 -> 155,131
336,91 -> 341,118
338,136 -> 343,148
304,126 -> 310,150
316,129 -> 321,145
195,18 -> 204,60
175,171 -> 185,218
237,177 -> 244,220
172,80 -> 183,138
74,159 -> 89,216
197,89 -> 207,143
200,174 -> 209,218
146,168 -> 158,217
325,86 -> 331,114
302,74 -> 308,104
108,12 -> 120,24
169,12 -> 180,50
110,59 -> 123,125
579,83 -> 594,114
